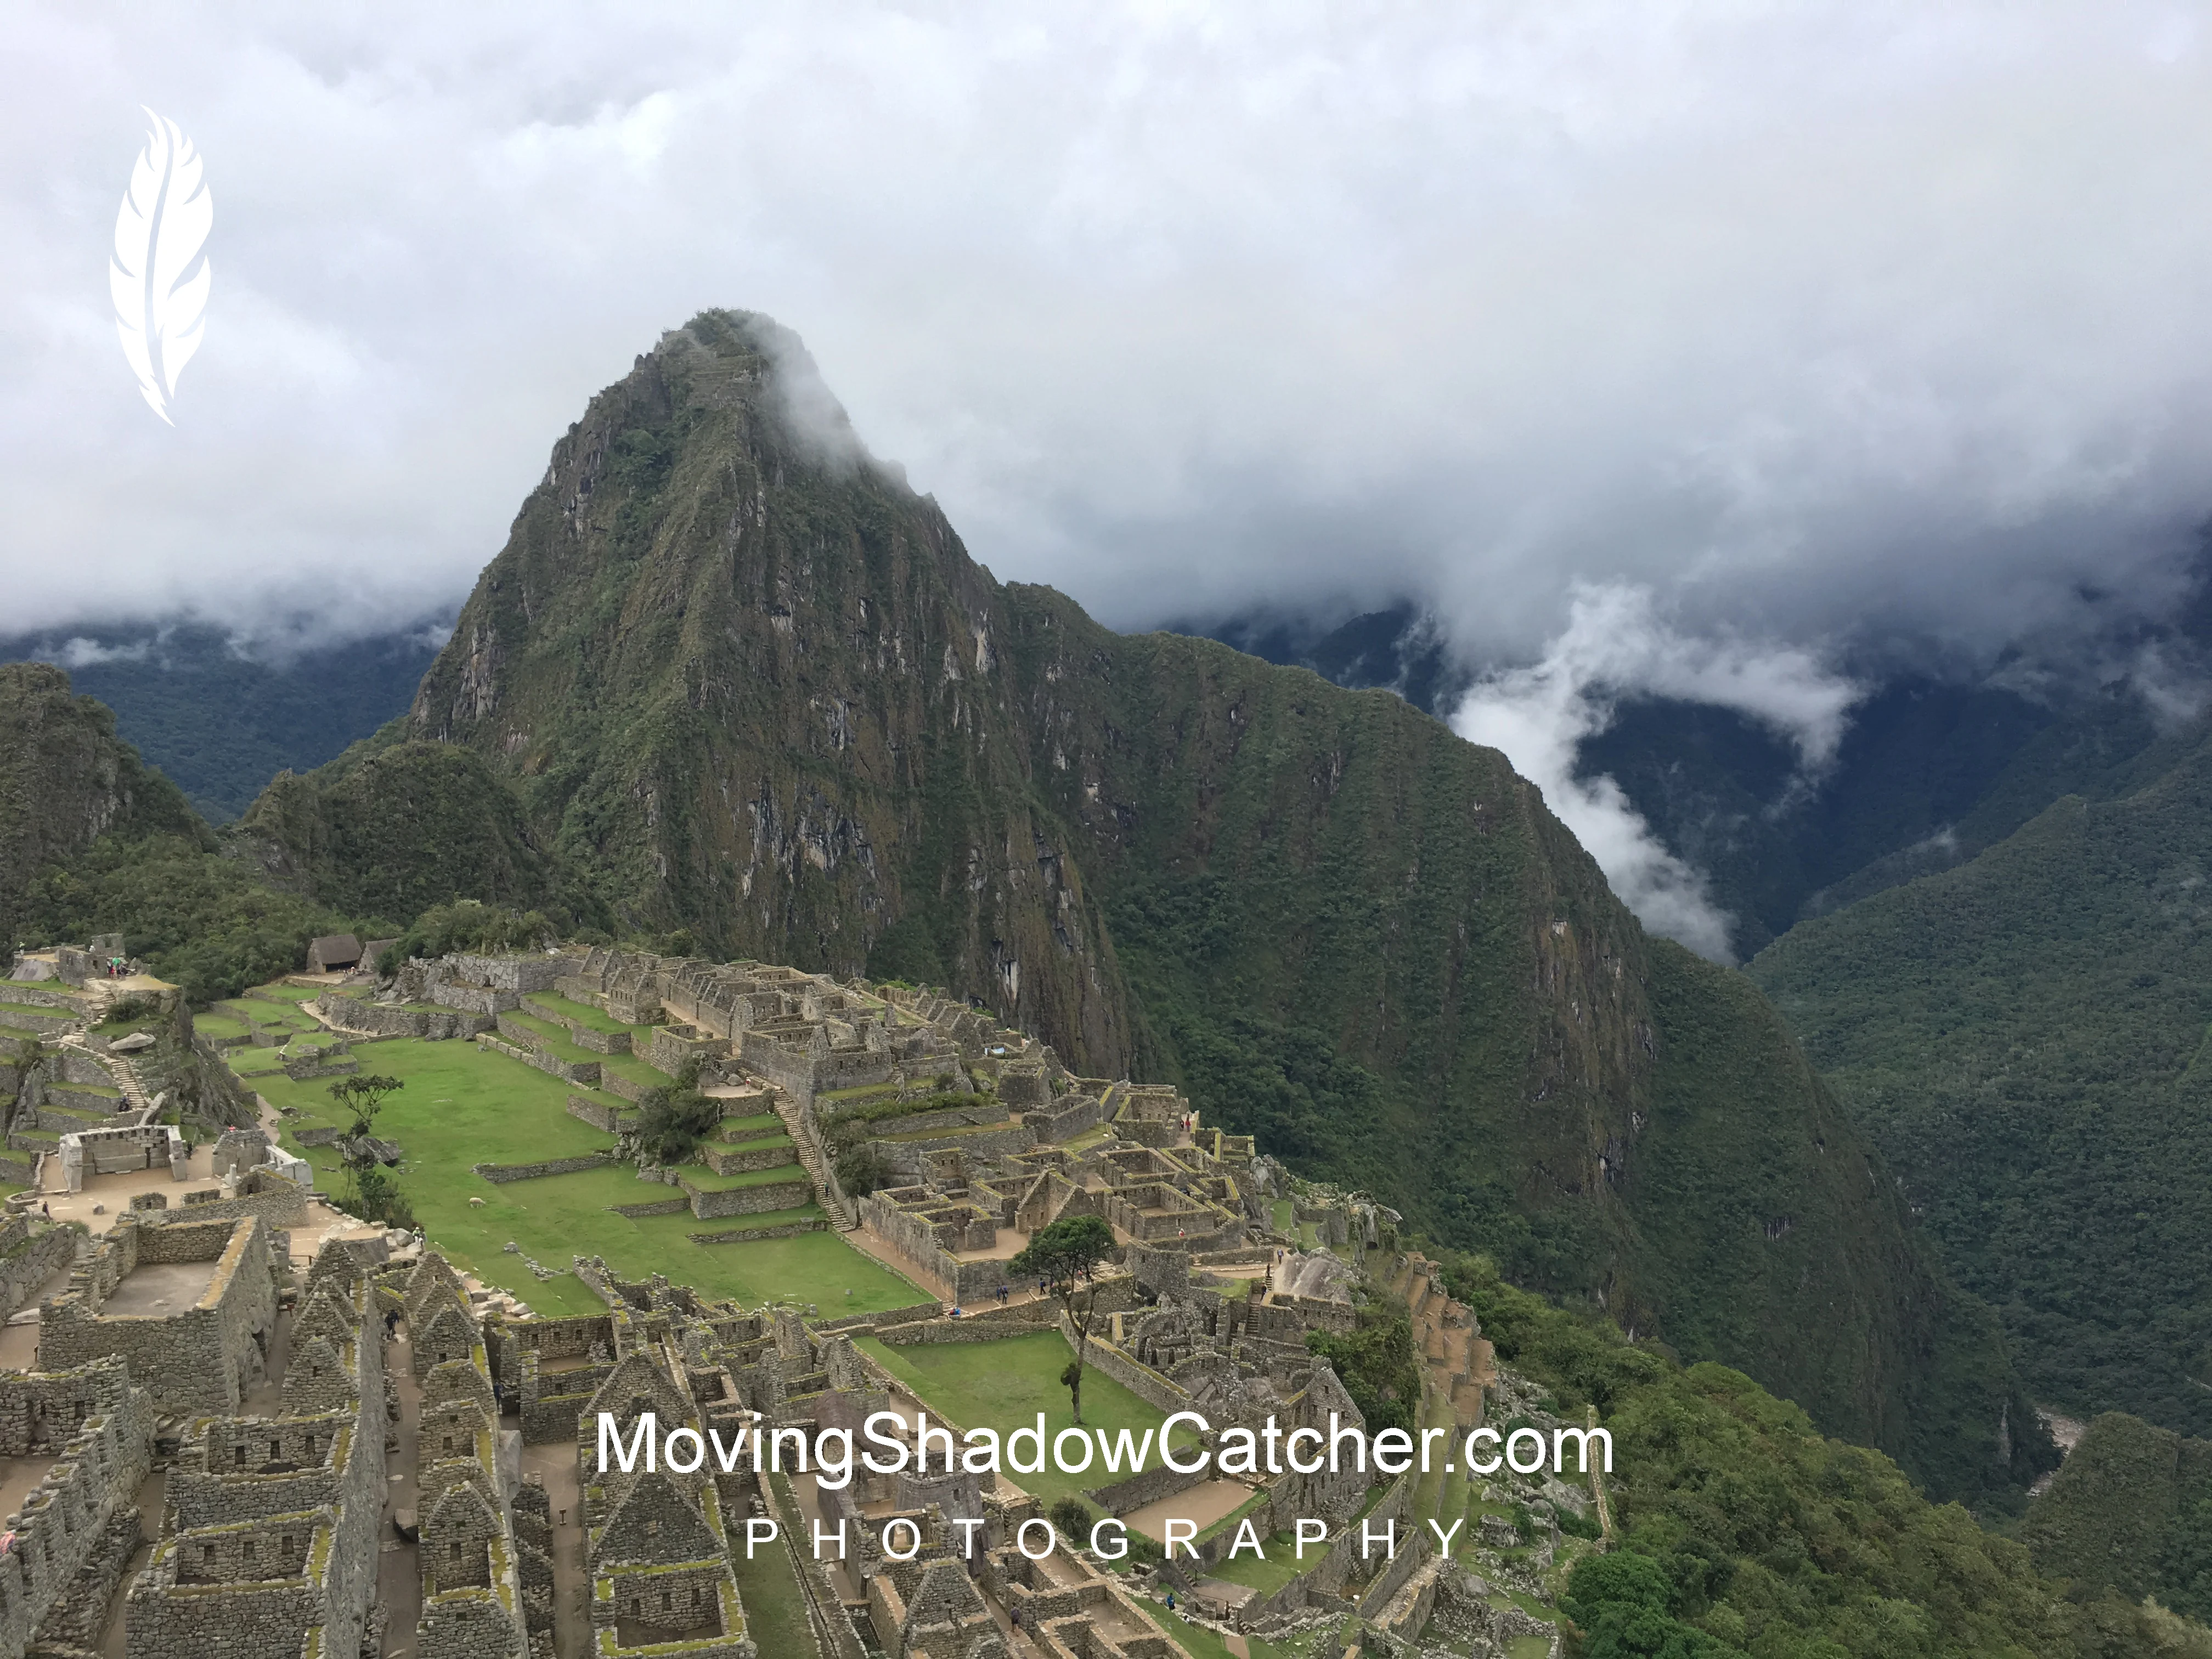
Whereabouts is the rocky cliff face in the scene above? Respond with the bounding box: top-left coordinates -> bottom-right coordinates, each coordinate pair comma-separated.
260,312 -> 2029,1493
0,662 -> 201,951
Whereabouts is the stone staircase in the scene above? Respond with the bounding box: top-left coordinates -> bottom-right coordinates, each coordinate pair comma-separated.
770,1093 -> 858,1229
1388,1252 -> 1495,1426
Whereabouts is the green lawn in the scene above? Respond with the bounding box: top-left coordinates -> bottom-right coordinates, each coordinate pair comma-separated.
596,1049 -> 674,1090
235,1017 -> 918,1317
690,1205 -> 824,1233
1142,1600 -> 1297,1659
0,1002 -> 66,1024
855,1331 -> 1199,1514
728,1519 -> 815,1656
249,984 -> 324,1003
498,1012 -> 607,1068
718,1112 -> 785,1137
523,991 -> 630,1034
684,1164 -> 808,1191
1205,1530 -> 1306,1595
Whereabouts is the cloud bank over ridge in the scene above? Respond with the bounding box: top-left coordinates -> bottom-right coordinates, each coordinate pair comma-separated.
13,4 -> 2212,939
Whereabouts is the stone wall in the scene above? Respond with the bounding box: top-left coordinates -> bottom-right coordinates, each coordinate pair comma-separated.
450,954 -> 566,994
877,1124 -> 1037,1178
1057,1310 -> 1190,1417
871,1301 -> 1060,1345
0,1226 -> 78,1321
565,1093 -> 631,1132
471,1154 -> 616,1185
0,1367 -> 155,1659
319,996 -> 489,1041
40,1214 -> 278,1414
680,1175 -> 814,1220
685,1218 -> 830,1245
431,981 -> 520,1018
698,1139 -> 796,1176
1083,1459 -> 1210,1517
474,1032 -> 600,1086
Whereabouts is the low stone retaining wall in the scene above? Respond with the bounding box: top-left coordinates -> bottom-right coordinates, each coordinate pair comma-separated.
0,1007 -> 78,1037
40,1085 -> 122,1116
1057,1311 -> 1190,1417
701,1139 -> 797,1176
878,1124 -> 1036,1176
430,980 -> 519,1017
1084,1459 -> 1210,1518
1022,1091 -> 1115,1142
0,1228 -> 78,1322
280,1056 -> 359,1081
565,1094 -> 631,1132
555,1020 -> 631,1056
476,1033 -> 600,1086
810,1301 -> 949,1335
607,1197 -> 689,1218
872,1300 -> 1059,1344
473,1153 -> 616,1184
686,1218 -> 830,1244
599,1069 -> 656,1104
681,1175 -> 815,1219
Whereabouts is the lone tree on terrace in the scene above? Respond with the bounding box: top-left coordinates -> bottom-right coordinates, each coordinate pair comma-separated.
1009,1213 -> 1118,1425
328,1074 -> 404,1140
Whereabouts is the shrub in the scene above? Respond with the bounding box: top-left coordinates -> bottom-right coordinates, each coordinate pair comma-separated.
1049,1497 -> 1093,1543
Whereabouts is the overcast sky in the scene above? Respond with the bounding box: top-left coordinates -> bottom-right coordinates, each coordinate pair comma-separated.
13,2 -> 2212,949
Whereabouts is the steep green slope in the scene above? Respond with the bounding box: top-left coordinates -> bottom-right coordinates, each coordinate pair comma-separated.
2023,1412 -> 2212,1625
0,663 -> 359,1000
0,661 -> 202,952
1454,1253 -> 2212,1659
240,738 -> 568,925
1751,723 -> 2212,1435
242,311 -> 2030,1495
0,621 -> 443,822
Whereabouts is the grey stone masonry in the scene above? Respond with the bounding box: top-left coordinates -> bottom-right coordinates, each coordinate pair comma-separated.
38,1214 -> 279,1415
0,1356 -> 156,1659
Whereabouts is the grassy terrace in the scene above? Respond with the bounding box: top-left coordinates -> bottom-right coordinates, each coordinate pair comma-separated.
522,991 -> 633,1034
854,1331 -> 1200,1515
0,1001 -> 67,1024
682,1163 -> 808,1192
497,1011 -> 610,1068
231,1003 -> 919,1317
717,1112 -> 784,1137
595,1049 -> 672,1090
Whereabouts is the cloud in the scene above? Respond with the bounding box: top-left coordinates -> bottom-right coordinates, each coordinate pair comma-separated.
6,3 -> 2212,680
53,636 -> 152,669
1450,584 -> 1864,960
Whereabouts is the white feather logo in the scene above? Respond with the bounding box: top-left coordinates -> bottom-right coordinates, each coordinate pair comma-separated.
111,109 -> 212,425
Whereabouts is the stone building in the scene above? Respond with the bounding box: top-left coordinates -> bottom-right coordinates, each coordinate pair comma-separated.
0,1356 -> 156,1659
127,1252 -> 386,1659
39,1212 -> 281,1415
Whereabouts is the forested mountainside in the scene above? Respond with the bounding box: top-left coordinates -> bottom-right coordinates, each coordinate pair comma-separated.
0,662 -> 201,950
2023,1411 -> 2212,1627
1751,719 -> 2212,1437
229,310 -> 2035,1499
1208,596 -> 2200,962
0,622 -> 443,822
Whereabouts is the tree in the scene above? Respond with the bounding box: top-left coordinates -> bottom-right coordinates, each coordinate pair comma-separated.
635,1081 -> 719,1165
1009,1214 -> 1118,1425
326,1074 -> 411,1227
328,1074 -> 404,1140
